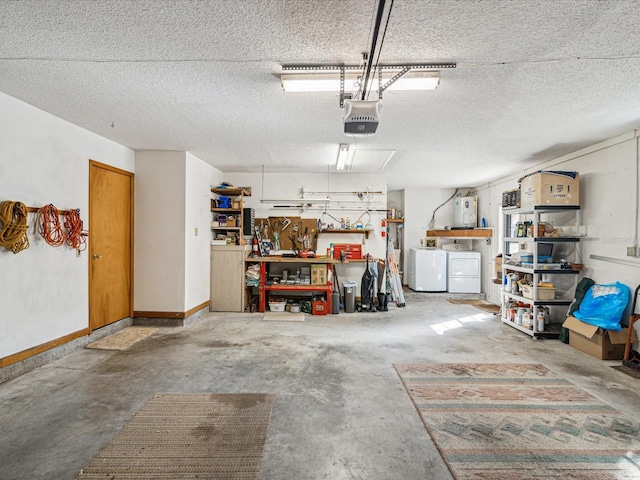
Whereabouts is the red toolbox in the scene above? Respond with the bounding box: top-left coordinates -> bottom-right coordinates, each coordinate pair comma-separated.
332,243 -> 363,260
312,300 -> 328,315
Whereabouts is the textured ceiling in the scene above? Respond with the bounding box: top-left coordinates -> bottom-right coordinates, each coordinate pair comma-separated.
1,0 -> 640,189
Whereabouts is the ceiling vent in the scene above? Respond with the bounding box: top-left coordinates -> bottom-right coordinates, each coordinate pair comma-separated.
343,99 -> 382,136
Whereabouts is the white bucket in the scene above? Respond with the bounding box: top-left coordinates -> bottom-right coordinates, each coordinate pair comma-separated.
269,301 -> 286,312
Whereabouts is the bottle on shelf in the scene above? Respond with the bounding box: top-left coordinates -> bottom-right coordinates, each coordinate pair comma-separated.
536,308 -> 545,331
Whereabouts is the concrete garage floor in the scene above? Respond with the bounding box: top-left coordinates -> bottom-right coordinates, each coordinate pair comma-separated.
1,294 -> 639,480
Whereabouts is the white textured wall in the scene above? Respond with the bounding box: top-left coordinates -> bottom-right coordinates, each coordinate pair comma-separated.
403,188 -> 457,276
224,172 -> 387,288
0,92 -> 134,359
134,151 -> 187,312
135,151 -> 222,313
185,153 -> 223,310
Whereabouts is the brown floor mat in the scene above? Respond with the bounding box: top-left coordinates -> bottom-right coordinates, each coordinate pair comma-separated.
611,364 -> 640,379
85,326 -> 158,351
77,393 -> 275,479
447,298 -> 501,314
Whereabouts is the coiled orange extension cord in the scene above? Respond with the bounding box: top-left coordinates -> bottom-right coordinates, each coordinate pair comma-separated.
63,208 -> 88,251
0,201 -> 30,254
38,203 -> 66,247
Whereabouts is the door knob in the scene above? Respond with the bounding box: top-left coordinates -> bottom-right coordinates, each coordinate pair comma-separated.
93,254 -> 102,259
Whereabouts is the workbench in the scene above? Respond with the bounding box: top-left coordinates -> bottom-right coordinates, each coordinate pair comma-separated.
246,256 -> 338,313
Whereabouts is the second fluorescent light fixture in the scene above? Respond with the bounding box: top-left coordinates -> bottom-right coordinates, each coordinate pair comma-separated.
336,144 -> 351,170
281,71 -> 440,92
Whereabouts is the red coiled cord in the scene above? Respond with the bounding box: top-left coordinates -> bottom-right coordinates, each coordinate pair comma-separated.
38,204 -> 66,247
63,208 -> 88,251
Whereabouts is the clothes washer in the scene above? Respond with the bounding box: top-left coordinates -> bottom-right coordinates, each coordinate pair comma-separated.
408,248 -> 447,292
447,251 -> 481,293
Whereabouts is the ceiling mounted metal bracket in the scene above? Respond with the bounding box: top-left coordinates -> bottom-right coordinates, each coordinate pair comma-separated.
379,66 -> 411,94
340,67 -> 345,108
281,63 -> 456,72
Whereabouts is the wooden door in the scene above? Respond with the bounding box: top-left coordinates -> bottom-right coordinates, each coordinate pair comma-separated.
89,161 -> 134,331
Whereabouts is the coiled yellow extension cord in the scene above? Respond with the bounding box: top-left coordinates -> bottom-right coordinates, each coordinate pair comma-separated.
0,201 -> 30,254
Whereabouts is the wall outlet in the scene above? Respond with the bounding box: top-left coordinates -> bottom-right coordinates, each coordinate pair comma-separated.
195,227 -> 199,236
627,246 -> 637,257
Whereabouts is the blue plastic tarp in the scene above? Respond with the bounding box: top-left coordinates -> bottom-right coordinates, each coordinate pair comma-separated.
573,282 -> 630,331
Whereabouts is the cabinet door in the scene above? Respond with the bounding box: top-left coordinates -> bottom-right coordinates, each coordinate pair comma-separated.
210,248 -> 244,312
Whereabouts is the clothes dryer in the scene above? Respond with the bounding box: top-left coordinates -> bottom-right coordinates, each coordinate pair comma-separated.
447,251 -> 481,293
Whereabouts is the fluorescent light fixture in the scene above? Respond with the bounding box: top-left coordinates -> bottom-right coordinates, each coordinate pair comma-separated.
281,71 -> 440,92
389,71 -> 440,90
336,144 -> 350,170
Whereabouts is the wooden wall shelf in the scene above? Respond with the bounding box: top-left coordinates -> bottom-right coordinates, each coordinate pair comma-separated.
246,257 -> 338,264
211,187 -> 251,196
321,229 -> 371,239
211,208 -> 242,213
426,228 -> 493,238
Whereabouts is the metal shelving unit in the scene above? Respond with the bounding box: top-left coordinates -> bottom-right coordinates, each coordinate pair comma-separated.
245,257 -> 337,313
501,205 -> 581,338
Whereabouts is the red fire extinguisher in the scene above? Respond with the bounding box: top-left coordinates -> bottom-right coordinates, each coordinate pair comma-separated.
381,218 -> 387,237
252,235 -> 259,256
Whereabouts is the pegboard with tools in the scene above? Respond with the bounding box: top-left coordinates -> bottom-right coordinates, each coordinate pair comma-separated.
254,217 -> 319,252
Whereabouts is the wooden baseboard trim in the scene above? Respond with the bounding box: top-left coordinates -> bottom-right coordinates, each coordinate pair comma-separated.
133,311 -> 185,319
134,300 -> 210,319
0,328 -> 90,368
185,300 -> 210,318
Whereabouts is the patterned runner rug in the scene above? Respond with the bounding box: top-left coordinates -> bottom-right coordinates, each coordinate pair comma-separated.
77,393 -> 274,479
394,363 -> 640,479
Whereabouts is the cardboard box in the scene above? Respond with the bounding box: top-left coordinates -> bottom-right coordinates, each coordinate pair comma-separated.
226,215 -> 236,227
311,264 -> 327,285
562,316 -> 631,360
494,255 -> 502,279
519,171 -> 579,208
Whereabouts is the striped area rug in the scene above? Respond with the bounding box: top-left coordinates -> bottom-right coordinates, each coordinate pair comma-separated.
394,363 -> 640,479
